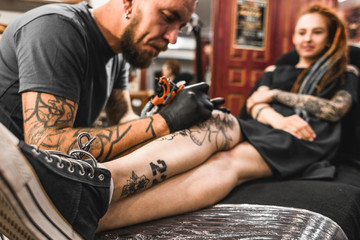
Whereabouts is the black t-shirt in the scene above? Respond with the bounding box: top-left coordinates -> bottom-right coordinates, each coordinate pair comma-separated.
0,2 -> 129,139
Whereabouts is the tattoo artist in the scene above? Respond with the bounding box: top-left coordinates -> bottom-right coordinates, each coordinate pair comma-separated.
0,0 -> 215,162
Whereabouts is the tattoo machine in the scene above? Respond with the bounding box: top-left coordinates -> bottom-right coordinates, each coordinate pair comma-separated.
140,76 -> 185,117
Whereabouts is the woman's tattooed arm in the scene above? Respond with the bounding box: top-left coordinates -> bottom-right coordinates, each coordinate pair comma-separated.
273,89 -> 352,121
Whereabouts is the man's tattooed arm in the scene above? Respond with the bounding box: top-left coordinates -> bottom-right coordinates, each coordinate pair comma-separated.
273,89 -> 353,121
22,91 -> 168,161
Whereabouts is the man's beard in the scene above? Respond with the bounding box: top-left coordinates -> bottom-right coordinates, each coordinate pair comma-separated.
120,11 -> 166,68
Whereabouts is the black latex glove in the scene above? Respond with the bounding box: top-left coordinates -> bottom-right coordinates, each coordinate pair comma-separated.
186,85 -> 230,113
211,97 -> 231,113
159,82 -> 213,132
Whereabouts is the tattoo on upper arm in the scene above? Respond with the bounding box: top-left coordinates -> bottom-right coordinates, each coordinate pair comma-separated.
23,93 -> 76,144
24,93 -> 76,127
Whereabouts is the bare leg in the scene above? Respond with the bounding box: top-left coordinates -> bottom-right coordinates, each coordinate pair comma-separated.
103,111 -> 242,203
97,141 -> 272,231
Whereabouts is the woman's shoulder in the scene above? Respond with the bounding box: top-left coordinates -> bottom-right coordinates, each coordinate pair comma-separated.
264,64 -> 300,73
264,65 -> 276,72
345,65 -> 359,77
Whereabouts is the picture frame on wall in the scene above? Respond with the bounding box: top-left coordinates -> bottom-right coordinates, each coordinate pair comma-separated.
234,0 -> 268,50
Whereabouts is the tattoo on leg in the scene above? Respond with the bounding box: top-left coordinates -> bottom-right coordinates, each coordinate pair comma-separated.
121,171 -> 150,197
146,117 -> 156,137
150,160 -> 167,175
150,160 -> 167,186
152,175 -> 167,186
159,114 -> 235,150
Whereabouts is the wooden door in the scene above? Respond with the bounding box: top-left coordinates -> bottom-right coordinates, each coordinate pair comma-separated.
210,0 -> 337,116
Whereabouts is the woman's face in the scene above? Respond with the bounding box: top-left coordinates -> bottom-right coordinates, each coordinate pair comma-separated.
293,13 -> 330,63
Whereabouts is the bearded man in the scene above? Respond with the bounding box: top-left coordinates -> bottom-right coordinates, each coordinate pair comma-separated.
0,0 -> 213,161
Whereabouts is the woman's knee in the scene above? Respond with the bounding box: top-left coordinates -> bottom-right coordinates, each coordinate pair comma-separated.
205,152 -> 239,184
215,142 -> 273,182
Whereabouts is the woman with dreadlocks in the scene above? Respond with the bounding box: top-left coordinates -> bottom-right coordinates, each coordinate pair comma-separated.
243,3 -> 358,179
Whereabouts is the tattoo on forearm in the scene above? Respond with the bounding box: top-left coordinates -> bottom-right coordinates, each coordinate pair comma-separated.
273,91 -> 300,106
105,117 -> 157,160
159,114 -> 235,150
145,116 -> 157,139
67,117 -> 156,161
121,171 -> 150,197
274,90 -> 352,121
104,124 -> 132,160
24,93 -> 158,161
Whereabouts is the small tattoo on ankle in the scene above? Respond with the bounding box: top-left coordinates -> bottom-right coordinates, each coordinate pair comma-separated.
150,160 -> 167,175
121,171 -> 150,197
150,160 -> 167,186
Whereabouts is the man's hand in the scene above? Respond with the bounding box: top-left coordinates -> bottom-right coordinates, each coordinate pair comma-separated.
159,82 -> 214,132
271,114 -> 316,141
